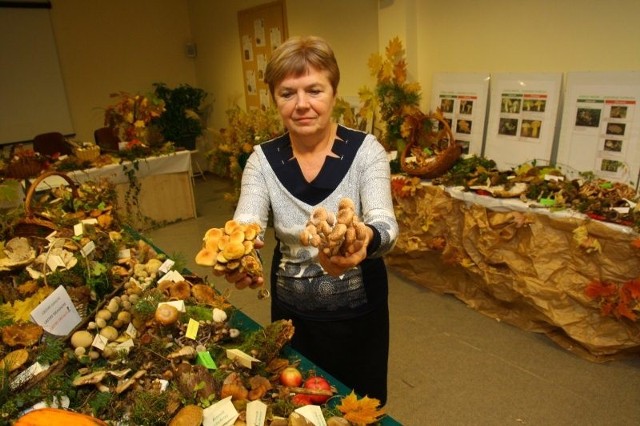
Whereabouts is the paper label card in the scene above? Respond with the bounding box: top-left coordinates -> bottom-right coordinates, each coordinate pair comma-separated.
81,240 -> 96,257
246,400 -> 267,426
125,322 -> 137,339
118,248 -> 131,259
186,318 -> 199,340
295,405 -> 328,426
159,259 -> 175,275
202,396 -> 239,426
158,300 -> 186,313
196,351 -> 217,370
73,223 -> 84,236
91,334 -> 108,351
30,285 -> 82,336
158,269 -> 184,283
226,349 -> 260,368
10,362 -> 49,390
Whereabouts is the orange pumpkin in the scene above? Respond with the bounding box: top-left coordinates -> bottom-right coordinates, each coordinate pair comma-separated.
15,408 -> 107,426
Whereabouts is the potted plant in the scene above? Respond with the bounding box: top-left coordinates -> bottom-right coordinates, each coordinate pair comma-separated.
152,82 -> 209,150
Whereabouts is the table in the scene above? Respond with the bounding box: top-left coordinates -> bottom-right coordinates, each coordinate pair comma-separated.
386,180 -> 640,361
38,150 -> 196,229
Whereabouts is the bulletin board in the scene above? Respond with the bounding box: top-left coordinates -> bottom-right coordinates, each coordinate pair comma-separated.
555,71 -> 640,187
237,1 -> 288,112
431,73 -> 490,157
484,73 -> 562,169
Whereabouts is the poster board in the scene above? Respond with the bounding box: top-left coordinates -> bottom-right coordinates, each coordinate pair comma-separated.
484,73 -> 562,169
237,1 -> 288,112
555,71 -> 640,186
431,73 -> 490,156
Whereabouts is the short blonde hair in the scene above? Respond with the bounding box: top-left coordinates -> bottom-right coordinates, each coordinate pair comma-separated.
264,35 -> 340,98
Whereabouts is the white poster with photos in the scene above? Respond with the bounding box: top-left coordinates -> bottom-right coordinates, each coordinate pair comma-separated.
431,73 -> 490,156
484,73 -> 562,169
556,71 -> 640,187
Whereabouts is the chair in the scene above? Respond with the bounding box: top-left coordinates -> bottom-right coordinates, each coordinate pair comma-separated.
32,132 -> 73,156
94,127 -> 120,152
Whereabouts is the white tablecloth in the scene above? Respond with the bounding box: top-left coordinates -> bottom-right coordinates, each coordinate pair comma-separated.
37,150 -> 192,189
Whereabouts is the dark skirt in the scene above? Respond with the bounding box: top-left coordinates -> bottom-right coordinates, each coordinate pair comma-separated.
272,301 -> 389,405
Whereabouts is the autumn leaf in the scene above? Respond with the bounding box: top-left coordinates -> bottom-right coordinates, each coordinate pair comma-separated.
585,281 -> 618,299
622,279 -> 640,300
631,238 -> 640,249
337,391 -> 386,425
385,36 -> 405,63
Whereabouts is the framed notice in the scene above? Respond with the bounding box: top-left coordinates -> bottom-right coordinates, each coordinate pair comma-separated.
484,73 -> 562,169
238,1 -> 288,111
556,72 -> 640,187
431,73 -> 490,156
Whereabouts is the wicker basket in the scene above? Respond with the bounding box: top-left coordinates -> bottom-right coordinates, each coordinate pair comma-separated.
5,158 -> 44,179
12,171 -> 79,238
400,110 -> 462,179
74,145 -> 101,162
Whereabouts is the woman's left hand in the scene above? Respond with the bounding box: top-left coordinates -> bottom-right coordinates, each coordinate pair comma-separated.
317,226 -> 372,277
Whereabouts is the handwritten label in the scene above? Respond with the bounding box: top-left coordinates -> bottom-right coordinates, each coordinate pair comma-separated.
125,322 -> 138,339
91,334 -> 108,351
81,240 -> 96,257
226,349 -> 260,369
10,362 -> 49,390
158,269 -> 184,283
295,405 -> 328,426
202,396 -> 239,426
246,400 -> 267,426
30,286 -> 82,336
159,259 -> 175,275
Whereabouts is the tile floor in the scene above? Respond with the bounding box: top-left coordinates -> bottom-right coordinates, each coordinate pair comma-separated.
147,175 -> 640,426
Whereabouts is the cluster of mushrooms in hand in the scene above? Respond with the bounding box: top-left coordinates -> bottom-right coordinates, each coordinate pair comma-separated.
300,198 -> 368,256
195,220 -> 268,298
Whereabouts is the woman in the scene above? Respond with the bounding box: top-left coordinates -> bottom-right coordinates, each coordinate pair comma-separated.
229,35 -> 398,404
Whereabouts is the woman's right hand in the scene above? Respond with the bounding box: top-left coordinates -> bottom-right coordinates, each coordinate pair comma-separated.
224,238 -> 265,290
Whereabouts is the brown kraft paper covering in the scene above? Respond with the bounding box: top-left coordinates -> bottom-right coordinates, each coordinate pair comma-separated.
386,184 -> 640,361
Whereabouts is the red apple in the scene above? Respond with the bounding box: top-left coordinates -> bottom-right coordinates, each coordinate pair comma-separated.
303,376 -> 332,404
291,393 -> 312,406
279,366 -> 303,387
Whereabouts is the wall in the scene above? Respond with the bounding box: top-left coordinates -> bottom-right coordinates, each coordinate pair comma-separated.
187,0 -> 379,130
43,0 -> 640,143
49,0 -> 196,142
410,0 -> 640,111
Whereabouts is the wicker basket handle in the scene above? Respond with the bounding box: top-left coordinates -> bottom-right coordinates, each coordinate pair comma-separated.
24,171 -> 79,218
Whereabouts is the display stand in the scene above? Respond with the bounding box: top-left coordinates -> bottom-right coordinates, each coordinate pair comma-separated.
431,72 -> 490,156
484,72 -> 562,169
555,71 -> 640,186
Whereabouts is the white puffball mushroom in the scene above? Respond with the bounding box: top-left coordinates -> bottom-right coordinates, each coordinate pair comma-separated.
106,299 -> 120,313
121,300 -> 132,311
96,309 -> 112,321
74,347 -> 86,357
100,326 -> 119,342
145,258 -> 163,275
112,319 -> 124,329
102,346 -> 115,359
212,308 -> 227,323
88,350 -> 100,360
229,328 -> 240,338
95,318 -> 107,329
70,330 -> 94,349
128,294 -> 140,304
117,311 -> 132,324
87,321 -> 97,330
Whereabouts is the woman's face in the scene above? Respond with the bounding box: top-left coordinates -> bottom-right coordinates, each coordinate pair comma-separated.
273,66 -> 336,139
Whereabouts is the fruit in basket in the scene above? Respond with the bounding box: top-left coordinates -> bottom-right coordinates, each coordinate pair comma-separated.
195,220 -> 263,278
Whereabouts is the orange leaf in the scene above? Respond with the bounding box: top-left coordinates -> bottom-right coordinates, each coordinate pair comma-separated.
585,281 -> 618,299
631,238 -> 640,249
622,279 -> 640,300
337,391 -> 386,425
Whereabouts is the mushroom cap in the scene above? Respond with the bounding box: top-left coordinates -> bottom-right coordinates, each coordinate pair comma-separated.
155,304 -> 179,326
222,241 -> 246,261
195,248 -> 217,266
70,330 -> 94,349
